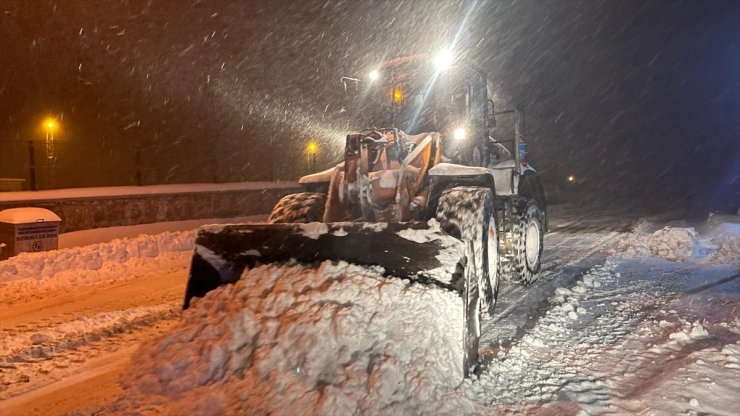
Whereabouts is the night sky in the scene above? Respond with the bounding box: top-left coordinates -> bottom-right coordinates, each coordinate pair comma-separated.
0,0 -> 738,213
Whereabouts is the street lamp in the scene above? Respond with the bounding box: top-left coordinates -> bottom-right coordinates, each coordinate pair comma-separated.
43,117 -> 58,160
306,141 -> 318,172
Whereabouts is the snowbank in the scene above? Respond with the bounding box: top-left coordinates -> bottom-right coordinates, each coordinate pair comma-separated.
119,261 -> 474,415
704,232 -> 740,264
614,217 -> 739,264
615,226 -> 697,261
0,230 -> 195,283
58,215 -> 267,248
701,214 -> 740,264
0,181 -> 298,203
647,227 -> 698,261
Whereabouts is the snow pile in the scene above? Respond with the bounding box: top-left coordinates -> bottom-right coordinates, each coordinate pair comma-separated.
650,321 -> 711,352
646,227 -> 698,261
0,230 -> 195,283
614,215 -> 740,264
704,232 -> 740,264
700,217 -> 740,264
118,261 -> 474,415
615,226 -> 697,261
0,181 -> 298,203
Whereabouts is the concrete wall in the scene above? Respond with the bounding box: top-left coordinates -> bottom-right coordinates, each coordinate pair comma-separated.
0,184 -> 301,233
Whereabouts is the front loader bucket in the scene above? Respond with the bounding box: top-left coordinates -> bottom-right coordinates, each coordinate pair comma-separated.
183,222 -> 466,309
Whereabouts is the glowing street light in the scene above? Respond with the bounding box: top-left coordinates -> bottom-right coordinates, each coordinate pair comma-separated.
392,87 -> 403,103
567,175 -> 575,183
368,69 -> 379,81
306,141 -> 317,155
306,141 -> 318,172
42,117 -> 59,160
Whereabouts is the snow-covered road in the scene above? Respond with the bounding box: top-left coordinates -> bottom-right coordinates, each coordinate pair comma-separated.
0,206 -> 737,415
0,252 -> 189,414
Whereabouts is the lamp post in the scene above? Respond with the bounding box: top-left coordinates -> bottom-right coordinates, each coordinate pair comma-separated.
43,118 -> 57,160
41,117 -> 59,189
306,141 -> 317,173
28,140 -> 37,191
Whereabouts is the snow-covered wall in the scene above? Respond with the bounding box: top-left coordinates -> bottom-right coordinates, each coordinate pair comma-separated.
0,182 -> 300,233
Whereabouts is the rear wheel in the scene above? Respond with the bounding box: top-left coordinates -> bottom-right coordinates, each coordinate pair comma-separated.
436,186 -> 499,376
504,199 -> 544,284
518,173 -> 547,231
268,192 -> 326,223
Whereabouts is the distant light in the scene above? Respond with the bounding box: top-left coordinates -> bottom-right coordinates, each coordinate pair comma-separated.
307,142 -> 318,154
368,69 -> 379,81
453,127 -> 466,141
435,49 -> 454,71
43,118 -> 57,131
567,175 -> 575,183
392,87 -> 403,103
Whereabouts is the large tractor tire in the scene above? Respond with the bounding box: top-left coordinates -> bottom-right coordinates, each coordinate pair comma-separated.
435,186 -> 499,376
268,192 -> 326,223
518,172 -> 547,231
504,198 -> 544,285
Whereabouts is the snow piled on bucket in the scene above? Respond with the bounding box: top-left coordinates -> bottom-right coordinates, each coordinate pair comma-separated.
118,261 -> 474,415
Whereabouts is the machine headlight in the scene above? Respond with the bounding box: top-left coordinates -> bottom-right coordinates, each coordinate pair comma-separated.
435,49 -> 453,71
453,127 -> 466,141
368,69 -> 379,81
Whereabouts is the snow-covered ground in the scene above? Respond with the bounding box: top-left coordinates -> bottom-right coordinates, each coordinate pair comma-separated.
1,206 -> 738,415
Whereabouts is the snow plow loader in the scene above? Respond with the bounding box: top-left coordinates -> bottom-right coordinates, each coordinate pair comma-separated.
184,52 -> 547,377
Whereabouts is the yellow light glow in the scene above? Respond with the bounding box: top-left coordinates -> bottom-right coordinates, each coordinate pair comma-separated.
453,127 -> 466,141
368,70 -> 379,81
43,118 -> 57,131
392,88 -> 403,103
307,142 -> 318,154
568,175 -> 575,182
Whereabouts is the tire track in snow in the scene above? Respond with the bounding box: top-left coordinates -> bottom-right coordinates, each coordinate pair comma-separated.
482,230 -> 622,351
0,258 -> 190,408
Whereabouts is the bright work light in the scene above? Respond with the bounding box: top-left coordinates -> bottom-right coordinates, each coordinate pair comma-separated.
435,49 -> 453,71
453,127 -> 466,141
